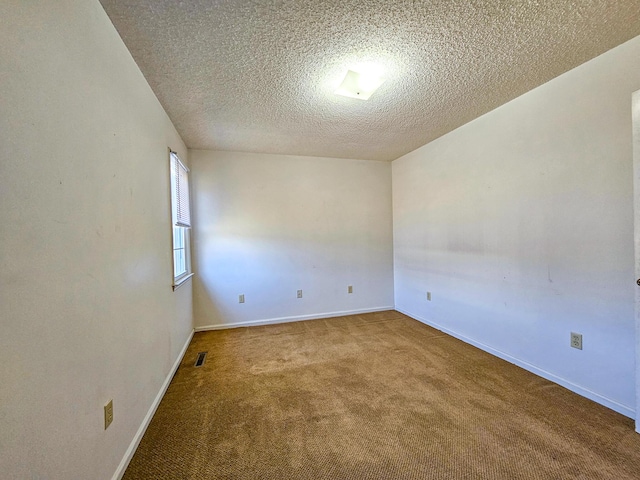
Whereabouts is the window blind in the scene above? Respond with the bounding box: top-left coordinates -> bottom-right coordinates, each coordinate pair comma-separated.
170,152 -> 191,227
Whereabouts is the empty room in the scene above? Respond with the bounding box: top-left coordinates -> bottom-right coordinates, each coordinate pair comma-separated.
3,0 -> 640,478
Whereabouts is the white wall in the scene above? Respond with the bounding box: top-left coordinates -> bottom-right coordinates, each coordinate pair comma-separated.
0,1 -> 193,478
393,35 -> 640,417
190,150 -> 394,329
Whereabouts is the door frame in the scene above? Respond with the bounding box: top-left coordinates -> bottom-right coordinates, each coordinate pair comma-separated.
633,89 -> 640,433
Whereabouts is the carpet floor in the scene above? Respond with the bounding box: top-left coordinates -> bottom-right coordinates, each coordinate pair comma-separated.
123,311 -> 640,479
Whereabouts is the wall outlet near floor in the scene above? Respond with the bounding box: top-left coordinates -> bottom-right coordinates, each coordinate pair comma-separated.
426,291 -> 432,301
570,332 -> 583,350
238,294 -> 245,304
297,289 -> 303,299
104,399 -> 113,430
348,285 -> 353,294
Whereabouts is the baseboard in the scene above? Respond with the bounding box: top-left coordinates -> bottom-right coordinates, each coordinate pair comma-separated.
111,329 -> 194,480
195,306 -> 395,332
396,307 -> 635,419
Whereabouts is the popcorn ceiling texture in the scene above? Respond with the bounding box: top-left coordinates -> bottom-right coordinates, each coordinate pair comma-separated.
99,1 -> 640,161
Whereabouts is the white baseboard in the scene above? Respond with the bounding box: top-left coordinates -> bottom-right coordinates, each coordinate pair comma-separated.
396,307 -> 635,419
194,306 -> 395,332
111,329 -> 194,480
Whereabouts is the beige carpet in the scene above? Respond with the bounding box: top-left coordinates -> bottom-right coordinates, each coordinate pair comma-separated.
123,311 -> 640,479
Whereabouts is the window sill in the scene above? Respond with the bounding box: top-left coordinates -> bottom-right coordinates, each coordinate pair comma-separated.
173,273 -> 194,291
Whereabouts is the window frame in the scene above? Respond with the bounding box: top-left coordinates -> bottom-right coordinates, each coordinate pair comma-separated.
169,150 -> 194,289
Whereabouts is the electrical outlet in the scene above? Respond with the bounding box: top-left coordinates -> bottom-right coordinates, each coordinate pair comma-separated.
238,294 -> 245,303
348,285 -> 353,294
570,332 -> 582,350
427,292 -> 432,301
297,290 -> 303,299
104,400 -> 113,430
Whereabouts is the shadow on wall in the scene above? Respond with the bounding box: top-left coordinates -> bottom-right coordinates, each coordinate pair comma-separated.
192,276 -> 226,329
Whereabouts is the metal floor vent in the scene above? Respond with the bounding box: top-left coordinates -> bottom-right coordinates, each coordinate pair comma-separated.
195,352 -> 207,367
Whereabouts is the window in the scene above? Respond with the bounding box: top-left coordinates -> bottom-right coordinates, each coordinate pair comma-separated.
173,225 -> 188,278
170,151 -> 193,288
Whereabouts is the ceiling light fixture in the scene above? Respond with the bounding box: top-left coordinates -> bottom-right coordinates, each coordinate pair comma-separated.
335,69 -> 385,100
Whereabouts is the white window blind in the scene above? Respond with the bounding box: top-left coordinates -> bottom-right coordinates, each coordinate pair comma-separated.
170,152 -> 191,227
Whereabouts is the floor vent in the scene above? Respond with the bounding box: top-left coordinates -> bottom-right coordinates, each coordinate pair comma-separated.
195,352 -> 207,367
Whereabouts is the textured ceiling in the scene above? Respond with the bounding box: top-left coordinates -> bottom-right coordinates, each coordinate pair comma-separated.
99,1 -> 640,161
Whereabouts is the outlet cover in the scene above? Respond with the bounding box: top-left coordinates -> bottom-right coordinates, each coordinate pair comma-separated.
348,285 -> 353,294
239,294 -> 245,304
297,290 -> 303,299
427,292 -> 432,301
570,332 -> 582,350
104,400 -> 113,430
